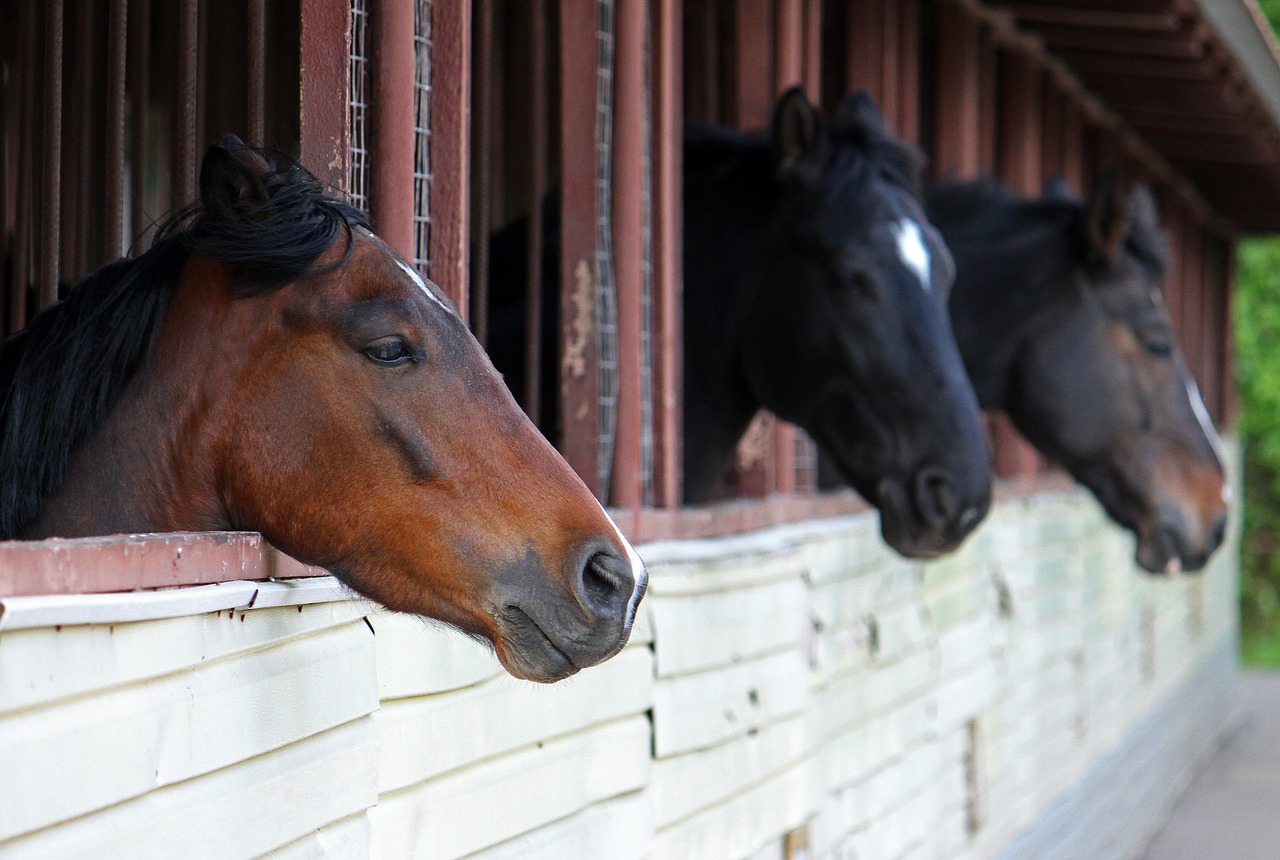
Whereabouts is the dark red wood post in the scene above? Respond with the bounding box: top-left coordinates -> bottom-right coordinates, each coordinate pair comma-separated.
652,0 -> 684,507
559,0 -> 603,495
40,0 -> 64,309
611,0 -> 646,509
733,0 -> 774,130
427,1 -> 471,315
846,0 -> 883,100
300,0 -> 351,190
104,0 -> 127,260
932,2 -> 981,178
897,0 -> 920,142
370,0 -> 417,260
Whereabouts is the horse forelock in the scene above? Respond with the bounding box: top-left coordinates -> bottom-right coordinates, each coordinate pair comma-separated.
0,146 -> 367,539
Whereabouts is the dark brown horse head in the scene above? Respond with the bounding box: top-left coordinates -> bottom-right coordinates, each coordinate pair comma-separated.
0,137 -> 646,682
934,176 -> 1227,573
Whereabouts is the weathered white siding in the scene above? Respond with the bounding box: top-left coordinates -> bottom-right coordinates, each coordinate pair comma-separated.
0,460 -> 1240,859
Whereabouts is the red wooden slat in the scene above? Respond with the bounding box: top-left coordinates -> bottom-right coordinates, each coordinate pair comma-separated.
998,50 -> 1043,196
300,0 -> 351,191
176,0 -> 198,205
370,0 -> 416,259
524,0 -> 549,423
733,0 -> 773,129
932,2 -> 981,178
470,0 -> 495,344
774,0 -> 802,92
248,0 -> 266,146
897,0 -> 919,142
104,0 -> 127,260
651,0 -> 683,508
40,0 -> 64,310
846,0 -> 883,99
427,1 -> 470,316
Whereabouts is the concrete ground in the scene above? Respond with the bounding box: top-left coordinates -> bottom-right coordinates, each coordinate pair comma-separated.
1141,671 -> 1280,860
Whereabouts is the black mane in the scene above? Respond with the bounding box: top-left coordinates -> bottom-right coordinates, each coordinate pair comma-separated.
0,141 -> 369,539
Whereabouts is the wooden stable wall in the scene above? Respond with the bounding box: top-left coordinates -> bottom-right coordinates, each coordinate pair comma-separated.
0,454 -> 1241,858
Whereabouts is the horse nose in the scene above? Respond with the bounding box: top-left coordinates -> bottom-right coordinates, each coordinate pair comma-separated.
1206,511 -> 1228,556
576,549 -> 638,623
914,467 -> 960,533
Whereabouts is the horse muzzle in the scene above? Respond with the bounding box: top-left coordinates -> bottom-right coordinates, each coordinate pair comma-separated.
876,469 -> 989,558
1136,505 -> 1228,575
492,545 -> 647,682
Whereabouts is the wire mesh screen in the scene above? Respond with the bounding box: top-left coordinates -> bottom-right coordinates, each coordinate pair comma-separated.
412,0 -> 432,276
595,0 -> 619,499
348,0 -> 370,210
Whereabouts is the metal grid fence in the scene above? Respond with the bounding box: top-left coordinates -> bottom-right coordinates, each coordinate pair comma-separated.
348,0 -> 369,211
413,0 -> 433,276
595,0 -> 619,501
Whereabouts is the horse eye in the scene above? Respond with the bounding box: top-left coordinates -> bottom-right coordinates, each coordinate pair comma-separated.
841,269 -> 876,297
1136,325 -> 1173,356
362,337 -> 414,365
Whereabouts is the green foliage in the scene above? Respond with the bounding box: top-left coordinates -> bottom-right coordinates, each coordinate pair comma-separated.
1236,237 -> 1280,664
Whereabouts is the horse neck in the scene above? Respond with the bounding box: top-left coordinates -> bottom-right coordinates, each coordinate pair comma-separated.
29,260 -> 235,538
945,218 -> 1076,410
681,130 -> 778,497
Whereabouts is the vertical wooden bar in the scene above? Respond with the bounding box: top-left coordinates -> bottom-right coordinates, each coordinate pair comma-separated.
733,0 -> 773,129
801,0 -> 821,101
369,0 -> 416,259
977,29 -> 998,176
1183,219 -> 1205,388
1041,86 -> 1064,184
880,0 -> 900,127
248,0 -> 266,146
129,0 -> 151,251
998,51 -> 1042,196
651,0 -> 682,506
525,0 -> 549,423
427,1 -> 471,315
300,0 -> 351,190
560,0 -> 602,494
846,0 -> 883,98
611,0 -> 646,508
1059,99 -> 1084,194
1220,236 -> 1237,425
1200,230 -> 1219,419
1163,197 -> 1185,339
10,2 -> 35,329
176,0 -> 198,205
932,2 -> 980,178
105,0 -> 128,260
774,0 -> 802,91
40,0 -> 64,309
471,0 -> 495,343
897,0 -> 919,142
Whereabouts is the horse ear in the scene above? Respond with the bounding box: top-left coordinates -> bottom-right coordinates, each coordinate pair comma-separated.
1042,173 -> 1074,202
773,86 -> 827,178
199,134 -> 273,220
834,89 -> 886,133
1084,170 -> 1129,262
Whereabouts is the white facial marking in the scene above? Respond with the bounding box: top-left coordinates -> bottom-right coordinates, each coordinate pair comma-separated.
891,219 -> 932,291
1184,375 -> 1225,463
396,258 -> 452,314
597,500 -> 649,624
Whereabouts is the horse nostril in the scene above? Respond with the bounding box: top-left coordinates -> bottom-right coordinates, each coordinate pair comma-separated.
1207,512 -> 1228,554
914,468 -> 959,532
580,550 -> 635,619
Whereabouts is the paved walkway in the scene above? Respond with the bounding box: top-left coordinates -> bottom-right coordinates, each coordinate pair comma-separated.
1141,671 -> 1280,860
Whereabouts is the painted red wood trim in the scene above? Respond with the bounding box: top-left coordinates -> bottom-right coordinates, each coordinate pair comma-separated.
40,0 -> 64,309
774,0 -> 803,92
651,0 -> 684,508
932,1 -> 981,178
525,0 -> 549,424
104,0 -> 127,260
998,50 -> 1043,196
558,0 -> 602,496
176,0 -> 199,205
611,0 -> 646,508
369,0 -> 417,260
733,0 -> 774,130
299,0 -> 351,191
469,0 -> 495,345
802,0 -> 821,101
846,0 -> 883,100
426,0 -> 470,315
897,0 -> 920,143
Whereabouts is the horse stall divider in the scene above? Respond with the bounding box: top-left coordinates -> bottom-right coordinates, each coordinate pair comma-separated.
425,1 -> 469,314
369,0 -> 417,261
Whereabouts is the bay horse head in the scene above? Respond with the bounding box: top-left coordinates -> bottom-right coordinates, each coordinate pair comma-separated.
932,175 -> 1228,573
683,88 -> 991,557
0,137 -> 646,681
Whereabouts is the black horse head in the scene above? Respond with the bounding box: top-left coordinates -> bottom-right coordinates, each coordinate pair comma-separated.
683,89 -> 991,557
932,175 -> 1228,573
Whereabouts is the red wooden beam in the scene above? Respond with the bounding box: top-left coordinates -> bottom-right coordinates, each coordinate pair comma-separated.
559,0 -> 602,495
932,2 -> 981,178
897,0 -> 920,142
369,0 -> 416,260
998,50 -> 1043,195
612,0 -> 646,508
651,0 -> 683,507
299,0 -> 350,190
733,0 -> 773,129
774,0 -> 803,92
40,0 -> 64,309
846,0 -> 883,100
427,0 -> 471,316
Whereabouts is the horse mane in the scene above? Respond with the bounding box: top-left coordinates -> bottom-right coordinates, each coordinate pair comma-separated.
0,141 -> 369,539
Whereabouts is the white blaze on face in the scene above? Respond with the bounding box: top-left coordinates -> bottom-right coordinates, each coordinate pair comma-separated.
891,219 -> 932,291
396,258 -> 453,315
597,500 -> 649,624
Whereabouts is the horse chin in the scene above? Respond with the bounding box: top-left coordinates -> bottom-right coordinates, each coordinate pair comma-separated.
874,478 -> 952,560
494,606 -> 583,683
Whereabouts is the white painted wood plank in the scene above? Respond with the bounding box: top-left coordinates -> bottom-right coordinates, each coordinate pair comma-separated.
652,757 -> 813,860
0,621 -> 378,839
649,577 -> 805,677
369,716 -> 650,860
652,648 -> 809,758
0,717 -> 378,859
370,608 -> 505,699
263,812 -> 373,859
651,713 -> 807,829
375,644 -> 653,793
639,535 -> 804,597
468,791 -> 652,860
0,601 -> 371,714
